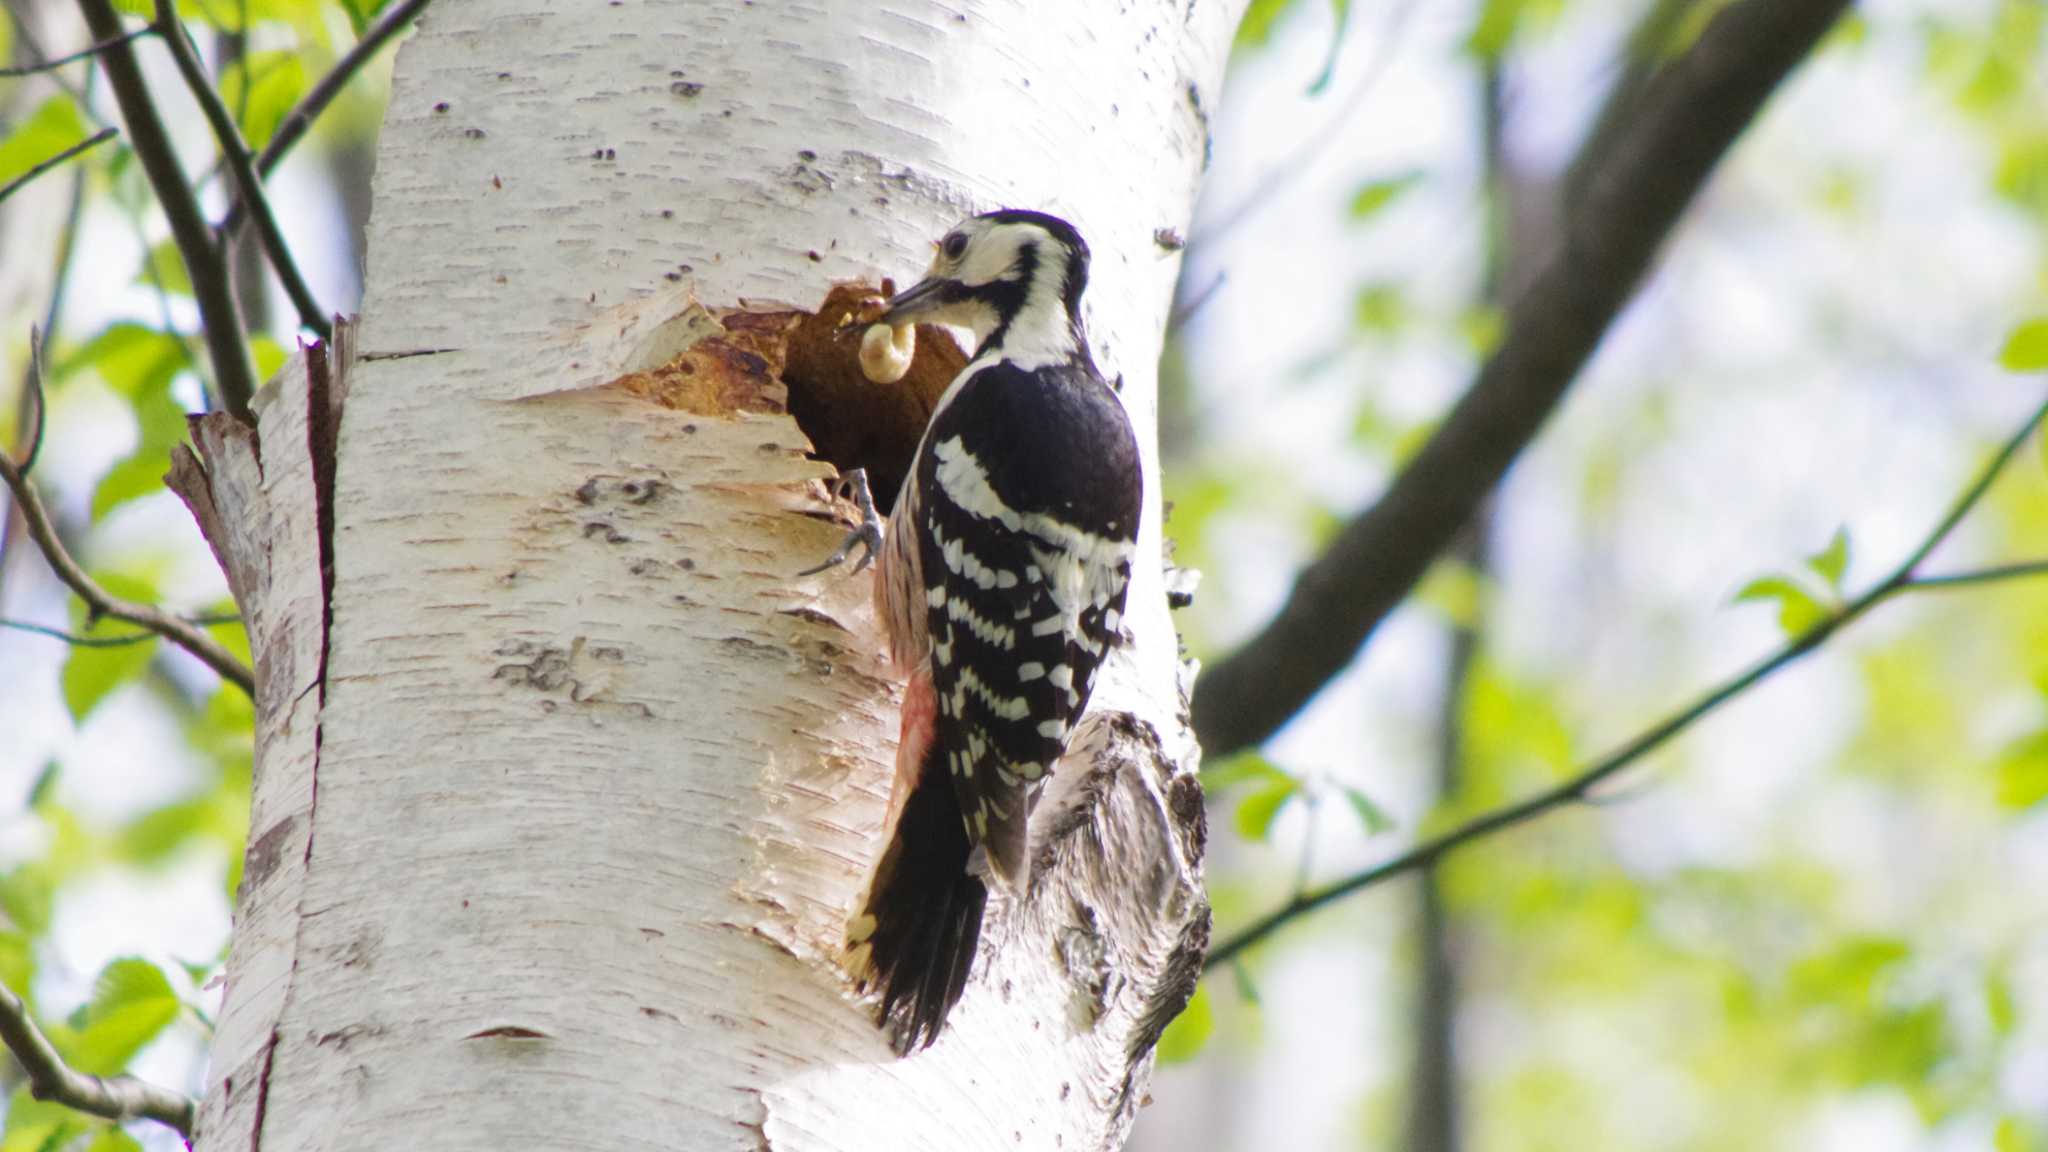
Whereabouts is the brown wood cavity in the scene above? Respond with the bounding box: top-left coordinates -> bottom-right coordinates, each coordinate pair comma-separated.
611,282 -> 966,516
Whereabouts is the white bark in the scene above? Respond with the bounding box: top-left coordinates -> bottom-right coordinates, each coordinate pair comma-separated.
186,1 -> 1242,1148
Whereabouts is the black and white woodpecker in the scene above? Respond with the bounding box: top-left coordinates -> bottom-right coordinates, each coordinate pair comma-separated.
808,210 -> 1143,1054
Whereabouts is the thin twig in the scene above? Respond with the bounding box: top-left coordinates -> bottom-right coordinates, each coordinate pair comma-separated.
0,25 -> 152,75
75,0 -> 259,420
153,0 -> 329,341
1901,559 -> 2048,591
0,448 -> 253,694
1187,0 -> 1420,256
18,327 -> 48,475
221,0 -> 431,237
0,127 -> 117,207
2,613 -> 243,647
37,124 -> 93,352
1206,394 -> 2048,969
0,981 -> 194,1137
1165,271 -> 1226,336
0,40 -> 97,605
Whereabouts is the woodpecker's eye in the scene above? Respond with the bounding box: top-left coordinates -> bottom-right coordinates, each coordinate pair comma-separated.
941,232 -> 968,261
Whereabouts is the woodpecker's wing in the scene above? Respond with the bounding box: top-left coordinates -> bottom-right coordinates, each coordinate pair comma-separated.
914,359 -> 1141,890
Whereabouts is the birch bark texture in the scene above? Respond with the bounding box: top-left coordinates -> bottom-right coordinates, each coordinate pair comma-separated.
187,2 -> 1241,1150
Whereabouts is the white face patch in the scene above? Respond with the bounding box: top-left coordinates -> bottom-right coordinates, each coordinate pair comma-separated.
908,220 -> 1080,368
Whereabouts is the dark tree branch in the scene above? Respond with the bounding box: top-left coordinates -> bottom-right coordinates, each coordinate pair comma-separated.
0,981 -> 194,1138
0,127 -> 116,206
1563,0 -> 1707,208
74,0 -> 259,420
1206,393 -> 2048,968
0,25 -> 151,75
1,613 -> 242,647
0,447 -> 253,694
152,0 -> 329,341
220,0 -> 431,238
1190,0 -> 1853,758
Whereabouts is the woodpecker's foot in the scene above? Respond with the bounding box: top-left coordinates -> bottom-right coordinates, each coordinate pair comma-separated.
801,468 -> 883,576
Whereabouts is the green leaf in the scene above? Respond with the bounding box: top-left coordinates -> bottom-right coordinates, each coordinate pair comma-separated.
1807,527 -> 1851,590
1153,982 -> 1213,1064
1733,575 -> 1830,637
0,932 -> 34,1001
1348,171 -> 1424,223
26,763 -> 59,810
1457,306 -> 1505,357
1417,561 -> 1483,628
336,0 -> 372,34
1200,752 -> 1291,793
1,1086 -> 85,1152
1341,785 -> 1395,836
1997,1116 -> 2042,1152
137,238 -> 195,299
1229,960 -> 1260,1007
93,374 -> 191,521
251,335 -> 290,383
1994,730 -> 2048,810
67,323 -> 185,398
1352,282 -> 1407,335
0,96 -> 89,190
60,572 -> 164,723
57,958 -> 180,1076
2001,316 -> 2048,372
1234,0 -> 1302,50
1986,963 -> 2018,1037
118,799 -> 219,864
1234,776 -> 1301,841
117,0 -> 302,30
61,637 -> 155,723
82,1127 -> 144,1152
222,52 -> 308,151
0,868 -> 55,937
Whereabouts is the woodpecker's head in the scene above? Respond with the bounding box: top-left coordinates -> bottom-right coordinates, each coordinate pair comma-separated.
881,210 -> 1090,364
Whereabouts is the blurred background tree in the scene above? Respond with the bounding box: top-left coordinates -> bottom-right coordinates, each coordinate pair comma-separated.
3,0 -> 2048,1149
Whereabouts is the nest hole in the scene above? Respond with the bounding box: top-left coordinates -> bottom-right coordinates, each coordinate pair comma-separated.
778,283 -> 967,514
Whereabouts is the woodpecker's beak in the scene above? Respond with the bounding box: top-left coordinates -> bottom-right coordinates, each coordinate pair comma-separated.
880,276 -> 949,326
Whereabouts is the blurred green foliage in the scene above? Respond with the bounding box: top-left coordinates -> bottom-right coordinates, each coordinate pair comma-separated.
1,0 -> 392,1135
1157,1 -> 2048,1148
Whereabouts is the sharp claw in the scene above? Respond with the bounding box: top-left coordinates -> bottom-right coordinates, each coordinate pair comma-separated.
801,468 -> 883,578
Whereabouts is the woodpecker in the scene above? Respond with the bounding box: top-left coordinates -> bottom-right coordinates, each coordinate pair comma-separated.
808,210 -> 1142,1053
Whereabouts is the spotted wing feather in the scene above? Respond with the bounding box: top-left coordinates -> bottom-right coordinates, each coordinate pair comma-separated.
914,358 -> 1141,890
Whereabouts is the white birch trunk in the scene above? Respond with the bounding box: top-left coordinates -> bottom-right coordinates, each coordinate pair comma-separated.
178,2 -> 1241,1148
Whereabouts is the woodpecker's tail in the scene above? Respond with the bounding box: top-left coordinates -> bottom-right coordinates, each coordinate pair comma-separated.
846,739 -> 987,1055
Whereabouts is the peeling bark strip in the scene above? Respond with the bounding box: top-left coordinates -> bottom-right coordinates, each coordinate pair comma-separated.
167,332 -> 348,1149
193,2 -> 1238,1149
